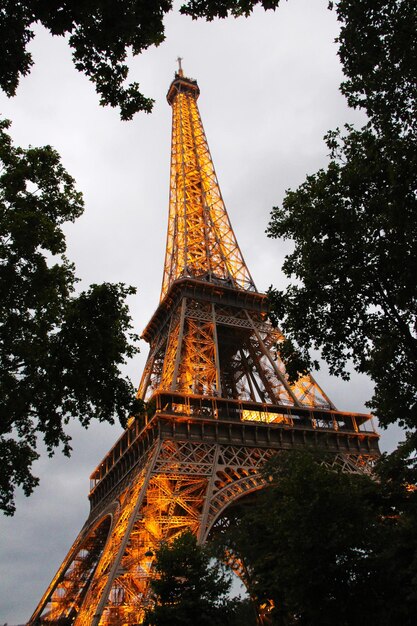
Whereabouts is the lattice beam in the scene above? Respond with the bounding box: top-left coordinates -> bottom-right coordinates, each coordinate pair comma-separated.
161,72 -> 256,299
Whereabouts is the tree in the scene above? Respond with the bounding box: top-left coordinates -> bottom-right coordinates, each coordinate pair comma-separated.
267,124 -> 417,431
0,0 -> 173,120
0,119 -> 140,514
0,2 -> 284,119
143,531 -> 239,626
267,0 -> 417,438
180,0 -> 280,20
335,0 -> 416,137
217,451 -> 417,626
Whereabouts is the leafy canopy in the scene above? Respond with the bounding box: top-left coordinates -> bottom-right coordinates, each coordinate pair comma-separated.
0,0 -> 173,119
267,124 -> 417,430
180,0 -> 280,20
0,1 -> 284,119
0,119 -> 139,514
267,0 -> 417,436
144,531 -> 239,626
335,0 -> 417,137
217,451 -> 417,626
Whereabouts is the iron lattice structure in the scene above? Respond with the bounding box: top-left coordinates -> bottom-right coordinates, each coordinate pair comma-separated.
29,69 -> 380,626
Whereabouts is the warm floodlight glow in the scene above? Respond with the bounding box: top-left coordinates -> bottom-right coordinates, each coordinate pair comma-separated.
29,69 -> 379,626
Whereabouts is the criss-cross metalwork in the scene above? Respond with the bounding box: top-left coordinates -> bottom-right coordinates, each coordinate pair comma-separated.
29,70 -> 380,626
161,71 -> 256,299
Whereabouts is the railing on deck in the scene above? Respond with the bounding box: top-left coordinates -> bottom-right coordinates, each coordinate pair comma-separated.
89,391 -> 377,493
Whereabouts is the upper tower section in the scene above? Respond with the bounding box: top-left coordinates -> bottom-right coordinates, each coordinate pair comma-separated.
160,68 -> 256,301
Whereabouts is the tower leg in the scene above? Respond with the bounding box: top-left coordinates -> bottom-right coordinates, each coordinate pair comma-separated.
29,429 -> 378,625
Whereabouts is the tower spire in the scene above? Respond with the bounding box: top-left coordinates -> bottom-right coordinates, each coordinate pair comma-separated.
162,70 -> 256,301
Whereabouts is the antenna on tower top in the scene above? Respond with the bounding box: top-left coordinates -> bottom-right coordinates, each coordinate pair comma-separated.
176,56 -> 184,77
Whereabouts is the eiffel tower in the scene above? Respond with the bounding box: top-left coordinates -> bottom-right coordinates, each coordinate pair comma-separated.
29,65 -> 380,626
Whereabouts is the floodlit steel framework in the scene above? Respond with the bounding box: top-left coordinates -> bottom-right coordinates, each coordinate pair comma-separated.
29,68 -> 380,626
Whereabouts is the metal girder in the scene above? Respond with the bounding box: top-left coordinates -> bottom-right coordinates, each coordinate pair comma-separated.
140,292 -> 336,411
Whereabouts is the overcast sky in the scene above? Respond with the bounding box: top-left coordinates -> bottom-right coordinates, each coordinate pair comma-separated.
0,1 -> 405,622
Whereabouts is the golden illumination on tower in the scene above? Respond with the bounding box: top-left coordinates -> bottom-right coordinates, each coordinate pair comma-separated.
28,66 -> 379,626
161,71 -> 256,300
138,69 -> 335,411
